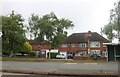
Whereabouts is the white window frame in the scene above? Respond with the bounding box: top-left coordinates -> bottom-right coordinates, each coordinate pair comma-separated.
90,41 -> 100,48
90,50 -> 101,56
61,44 -> 67,47
101,51 -> 107,57
103,44 -> 107,47
79,43 -> 86,48
71,43 -> 75,47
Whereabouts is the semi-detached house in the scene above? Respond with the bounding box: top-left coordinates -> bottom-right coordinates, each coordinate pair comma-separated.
29,31 -> 108,60
58,31 -> 108,60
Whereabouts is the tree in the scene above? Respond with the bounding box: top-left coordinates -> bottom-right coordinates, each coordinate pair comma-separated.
28,12 -> 74,47
101,23 -> 114,42
2,11 -> 26,56
101,1 -> 120,42
0,17 -> 2,32
18,41 -> 32,55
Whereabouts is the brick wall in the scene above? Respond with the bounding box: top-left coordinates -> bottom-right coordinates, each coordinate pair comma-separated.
59,42 -> 106,52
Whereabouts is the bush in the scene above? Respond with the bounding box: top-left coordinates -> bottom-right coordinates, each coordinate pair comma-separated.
50,52 -> 58,59
29,51 -> 35,57
47,52 -> 58,59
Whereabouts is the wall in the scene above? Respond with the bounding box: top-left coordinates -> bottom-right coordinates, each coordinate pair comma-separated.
59,42 -> 106,53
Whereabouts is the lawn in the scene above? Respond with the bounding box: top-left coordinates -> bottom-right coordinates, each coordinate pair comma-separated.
1,57 -> 37,61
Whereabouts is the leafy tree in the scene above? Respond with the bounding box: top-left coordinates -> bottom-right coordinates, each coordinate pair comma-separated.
0,17 -> 2,31
1,11 -> 26,56
28,12 -> 74,48
101,23 -> 114,42
101,1 -> 120,42
18,41 -> 32,55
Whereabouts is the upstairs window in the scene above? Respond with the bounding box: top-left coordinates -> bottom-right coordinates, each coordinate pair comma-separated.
71,43 -> 75,47
79,43 -> 86,48
90,41 -> 100,47
61,44 -> 67,47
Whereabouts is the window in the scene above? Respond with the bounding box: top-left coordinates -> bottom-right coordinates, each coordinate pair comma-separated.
71,43 -> 75,47
90,50 -> 101,56
90,41 -> 100,47
79,43 -> 86,48
101,51 -> 107,57
103,44 -> 106,47
61,44 -> 67,47
75,51 -> 87,57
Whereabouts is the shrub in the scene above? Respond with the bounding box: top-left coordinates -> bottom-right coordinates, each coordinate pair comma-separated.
50,52 -> 58,59
29,51 -> 35,57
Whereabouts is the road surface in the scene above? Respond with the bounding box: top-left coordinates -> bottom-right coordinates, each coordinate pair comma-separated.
1,61 -> 119,76
2,61 -> 118,71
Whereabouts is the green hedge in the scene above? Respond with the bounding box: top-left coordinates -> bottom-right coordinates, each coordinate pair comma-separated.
29,51 -> 36,57
47,52 -> 58,59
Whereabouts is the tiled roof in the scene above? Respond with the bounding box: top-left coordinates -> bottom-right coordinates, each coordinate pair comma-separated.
66,32 -> 108,43
28,40 -> 39,45
28,40 -> 50,45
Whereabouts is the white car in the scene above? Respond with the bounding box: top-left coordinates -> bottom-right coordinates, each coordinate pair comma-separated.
56,54 -> 66,59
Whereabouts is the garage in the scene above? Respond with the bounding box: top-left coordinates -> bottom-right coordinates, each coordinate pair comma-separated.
105,43 -> 120,61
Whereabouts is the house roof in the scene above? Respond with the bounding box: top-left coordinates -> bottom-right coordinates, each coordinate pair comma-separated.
28,40 -> 50,45
28,40 -> 39,45
66,31 -> 108,43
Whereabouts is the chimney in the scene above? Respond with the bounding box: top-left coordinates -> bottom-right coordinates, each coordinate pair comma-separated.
88,31 -> 91,37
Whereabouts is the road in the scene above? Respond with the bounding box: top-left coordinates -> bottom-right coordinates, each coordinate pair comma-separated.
2,61 -> 118,71
1,61 -> 119,76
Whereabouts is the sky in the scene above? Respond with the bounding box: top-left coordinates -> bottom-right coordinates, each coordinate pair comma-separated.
1,0 -> 117,39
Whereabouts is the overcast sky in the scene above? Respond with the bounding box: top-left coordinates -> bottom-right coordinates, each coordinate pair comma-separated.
1,0 -> 117,39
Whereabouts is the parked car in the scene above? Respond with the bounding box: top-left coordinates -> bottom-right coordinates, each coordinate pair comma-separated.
56,54 -> 66,59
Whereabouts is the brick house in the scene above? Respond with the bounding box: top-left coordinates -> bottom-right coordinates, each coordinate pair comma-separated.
58,31 -> 108,60
28,40 -> 50,51
28,40 -> 40,51
28,40 -> 51,58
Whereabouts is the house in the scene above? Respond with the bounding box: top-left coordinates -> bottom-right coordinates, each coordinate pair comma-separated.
28,40 -> 40,51
58,31 -> 108,60
28,40 -> 58,58
29,31 -> 108,60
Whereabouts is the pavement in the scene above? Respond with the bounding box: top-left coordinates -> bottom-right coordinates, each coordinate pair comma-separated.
1,61 -> 119,77
1,68 -> 119,77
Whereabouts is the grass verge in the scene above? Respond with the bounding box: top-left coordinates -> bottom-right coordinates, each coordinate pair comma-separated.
0,56 -> 113,63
